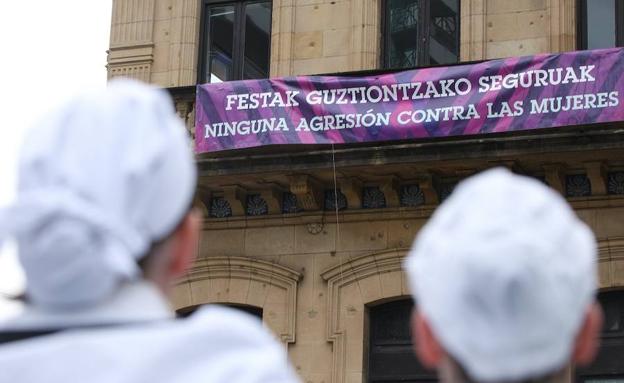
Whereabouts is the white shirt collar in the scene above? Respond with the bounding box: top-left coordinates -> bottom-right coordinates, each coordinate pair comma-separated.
0,280 -> 173,331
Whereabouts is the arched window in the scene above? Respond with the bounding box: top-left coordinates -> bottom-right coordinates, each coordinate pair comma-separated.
367,299 -> 437,383
576,290 -> 624,382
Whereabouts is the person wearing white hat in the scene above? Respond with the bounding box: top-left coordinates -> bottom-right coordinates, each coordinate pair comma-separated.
404,168 -> 603,383
0,80 -> 300,383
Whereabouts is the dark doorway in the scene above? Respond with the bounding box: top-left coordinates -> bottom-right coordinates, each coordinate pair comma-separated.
576,290 -> 624,382
368,299 -> 437,383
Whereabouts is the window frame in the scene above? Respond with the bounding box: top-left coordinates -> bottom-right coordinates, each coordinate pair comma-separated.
380,0 -> 460,70
198,0 -> 272,83
577,0 -> 624,50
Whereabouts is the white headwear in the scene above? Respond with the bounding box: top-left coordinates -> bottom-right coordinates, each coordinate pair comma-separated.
0,80 -> 196,309
404,168 -> 597,382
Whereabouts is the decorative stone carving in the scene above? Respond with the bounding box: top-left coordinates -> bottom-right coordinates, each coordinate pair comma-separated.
324,190 -> 347,211
209,197 -> 232,218
107,0 -> 156,81
306,222 -> 324,235
289,175 -> 322,211
379,177 -> 400,208
176,256 -> 302,344
608,172 -> 624,195
565,174 -> 591,197
400,184 -> 425,207
174,100 -> 194,137
415,173 -> 439,205
321,250 -> 408,383
362,187 -> 386,209
338,178 -> 363,209
282,192 -> 302,214
259,186 -> 282,215
246,194 -> 269,216
222,185 -> 246,216
584,162 -> 607,195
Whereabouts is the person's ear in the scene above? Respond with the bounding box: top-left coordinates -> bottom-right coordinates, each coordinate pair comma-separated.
411,309 -> 445,369
573,302 -> 603,366
169,208 -> 202,278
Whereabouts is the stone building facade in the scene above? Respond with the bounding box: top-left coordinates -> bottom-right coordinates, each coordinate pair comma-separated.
108,1 -> 624,382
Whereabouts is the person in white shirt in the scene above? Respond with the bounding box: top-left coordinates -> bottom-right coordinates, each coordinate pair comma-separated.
404,168 -> 603,383
0,80 -> 300,383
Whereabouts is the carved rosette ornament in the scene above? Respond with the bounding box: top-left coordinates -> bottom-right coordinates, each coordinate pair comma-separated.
400,185 -> 425,207
209,197 -> 232,218
282,192 -> 302,214
306,222 -> 324,235
565,174 -> 591,197
246,194 -> 269,216
324,190 -> 347,211
608,172 -> 624,195
362,187 -> 386,209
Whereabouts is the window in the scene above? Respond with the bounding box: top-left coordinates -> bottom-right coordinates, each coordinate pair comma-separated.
576,290 -> 624,383
177,303 -> 263,319
578,0 -> 624,49
200,1 -> 272,83
382,0 -> 459,69
367,299 -> 437,382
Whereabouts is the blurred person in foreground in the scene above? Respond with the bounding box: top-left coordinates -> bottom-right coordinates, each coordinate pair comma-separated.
0,80 -> 300,383
404,168 -> 603,383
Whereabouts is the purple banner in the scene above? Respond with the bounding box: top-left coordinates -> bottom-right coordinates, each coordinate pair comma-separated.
196,48 -> 624,153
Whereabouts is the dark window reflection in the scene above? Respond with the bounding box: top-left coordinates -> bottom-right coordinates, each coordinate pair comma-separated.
385,0 -> 422,68
580,0 -> 623,49
429,0 -> 459,65
202,1 -> 272,83
384,0 -> 458,69
207,5 -> 235,83
244,2 -> 271,79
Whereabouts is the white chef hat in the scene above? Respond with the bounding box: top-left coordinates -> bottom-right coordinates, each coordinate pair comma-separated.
404,168 -> 597,382
0,80 -> 196,309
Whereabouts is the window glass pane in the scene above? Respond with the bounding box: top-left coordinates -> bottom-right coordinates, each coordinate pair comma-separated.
385,0 -> 422,69
206,5 -> 236,83
429,0 -> 459,65
243,2 -> 272,79
585,0 -> 616,49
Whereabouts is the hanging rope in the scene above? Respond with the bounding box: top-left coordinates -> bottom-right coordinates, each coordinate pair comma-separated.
331,144 -> 346,285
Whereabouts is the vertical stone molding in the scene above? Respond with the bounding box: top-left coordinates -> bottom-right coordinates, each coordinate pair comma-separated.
174,256 -> 302,344
349,0 -> 379,71
585,162 -> 607,196
107,0 -> 156,82
460,0 -> 487,61
260,187 -> 283,215
321,250 -> 409,383
338,178 -> 363,209
548,0 -> 576,52
223,185 -> 247,216
167,0 -> 201,86
380,177 -> 401,208
415,173 -> 440,205
270,0 -> 296,76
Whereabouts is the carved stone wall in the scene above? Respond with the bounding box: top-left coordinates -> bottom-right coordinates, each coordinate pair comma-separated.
107,0 -> 155,82
173,256 -> 302,344
320,250 -> 409,383
461,0 -> 577,61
